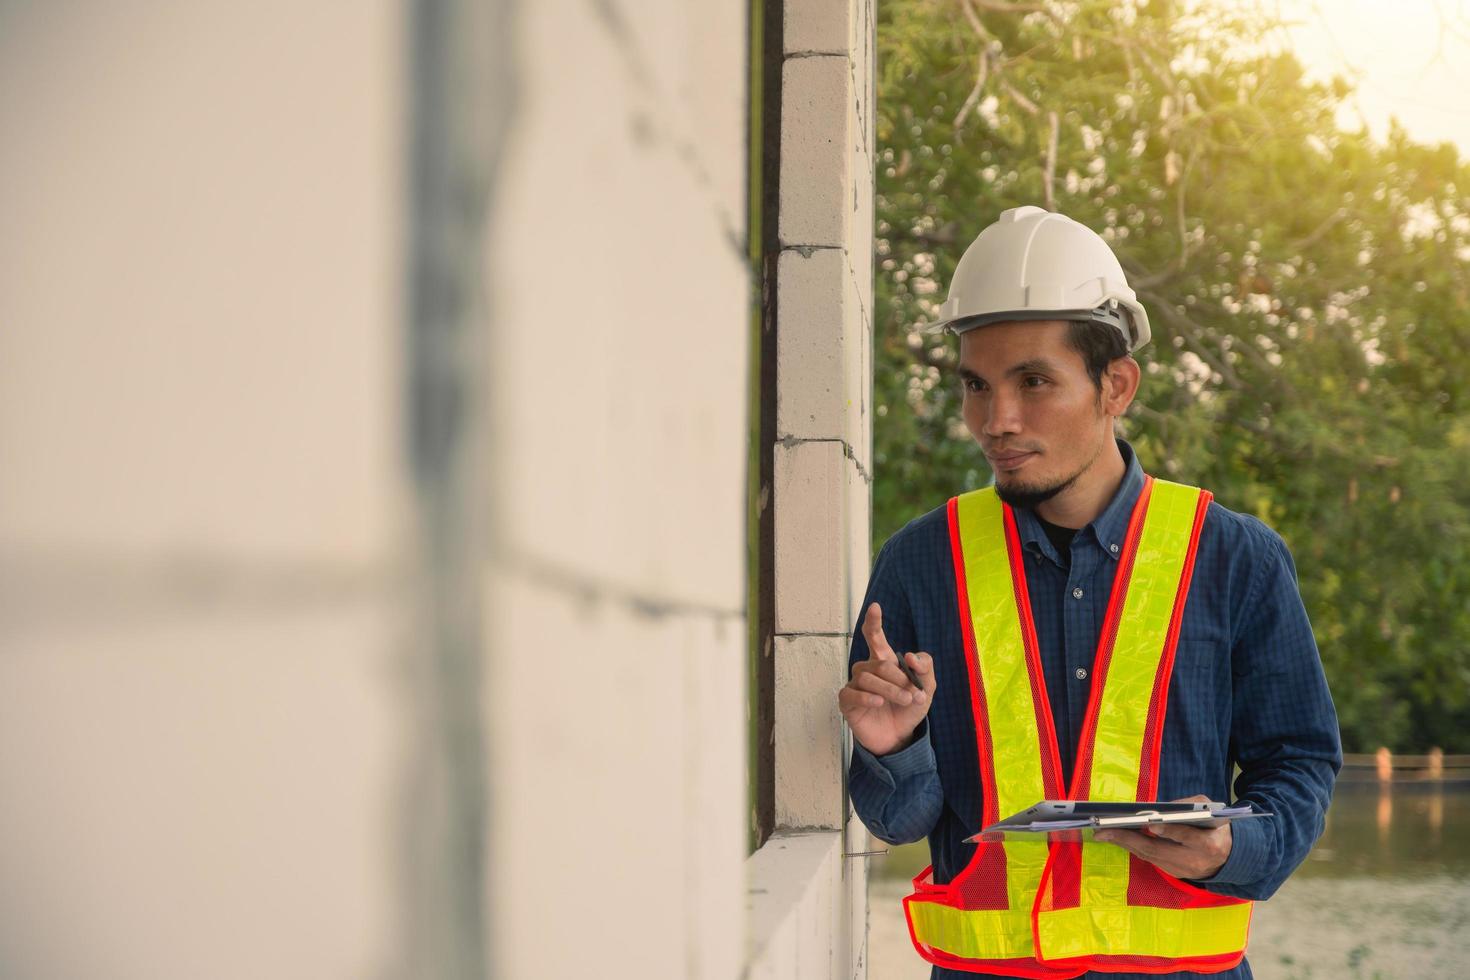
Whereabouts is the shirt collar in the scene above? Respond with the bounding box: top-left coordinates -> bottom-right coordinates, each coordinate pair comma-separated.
1011,438 -> 1146,565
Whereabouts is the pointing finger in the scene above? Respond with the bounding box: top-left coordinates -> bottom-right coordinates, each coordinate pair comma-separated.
862,602 -> 896,661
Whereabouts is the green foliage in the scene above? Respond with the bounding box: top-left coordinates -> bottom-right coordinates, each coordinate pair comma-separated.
874,0 -> 1470,752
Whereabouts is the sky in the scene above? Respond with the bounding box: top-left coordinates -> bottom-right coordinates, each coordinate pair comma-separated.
1270,0 -> 1470,154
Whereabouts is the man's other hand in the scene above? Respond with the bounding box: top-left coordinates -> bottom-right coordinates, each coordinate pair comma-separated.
838,602 -> 936,757
1093,795 -> 1233,880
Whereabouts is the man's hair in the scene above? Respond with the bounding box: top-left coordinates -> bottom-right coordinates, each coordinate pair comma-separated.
1064,319 -> 1131,391
950,319 -> 1132,390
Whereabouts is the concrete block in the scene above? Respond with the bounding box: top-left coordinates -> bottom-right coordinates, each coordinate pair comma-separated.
682,0 -> 751,230
681,610 -> 749,980
774,634 -> 848,829
798,852 -> 834,977
0,2 -> 405,567
491,0 -> 750,614
786,0 -> 856,55
745,830 -> 844,978
0,601 -> 403,979
774,440 -> 847,634
484,567 -> 747,979
781,55 -> 851,248
778,247 -> 847,440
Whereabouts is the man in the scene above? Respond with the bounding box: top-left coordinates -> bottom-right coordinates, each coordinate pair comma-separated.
839,206 -> 1340,979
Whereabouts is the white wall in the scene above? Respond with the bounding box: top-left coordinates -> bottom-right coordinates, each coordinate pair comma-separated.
0,3 -> 409,978
0,0 -> 875,976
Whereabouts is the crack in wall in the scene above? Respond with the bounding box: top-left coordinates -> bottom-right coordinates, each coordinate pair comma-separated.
776,630 -> 855,638
0,553 -> 402,637
494,546 -> 745,623
777,435 -> 873,486
589,0 -> 744,263
848,61 -> 869,153
782,243 -> 842,257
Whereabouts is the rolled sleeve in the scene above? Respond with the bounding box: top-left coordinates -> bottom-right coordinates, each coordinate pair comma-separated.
854,717 -> 938,783
849,718 -> 942,844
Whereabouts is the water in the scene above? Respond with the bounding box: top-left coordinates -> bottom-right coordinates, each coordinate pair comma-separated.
866,783 -> 1470,979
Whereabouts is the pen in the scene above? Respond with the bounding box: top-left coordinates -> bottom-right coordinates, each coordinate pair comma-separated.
895,651 -> 922,689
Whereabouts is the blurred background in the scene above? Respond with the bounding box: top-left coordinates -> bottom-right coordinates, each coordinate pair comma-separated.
1,1 -> 1466,978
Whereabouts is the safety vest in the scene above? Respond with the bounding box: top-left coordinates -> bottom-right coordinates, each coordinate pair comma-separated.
902,476 -> 1252,977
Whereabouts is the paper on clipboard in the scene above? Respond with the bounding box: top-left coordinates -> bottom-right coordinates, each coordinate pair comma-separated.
967,800 -> 1272,842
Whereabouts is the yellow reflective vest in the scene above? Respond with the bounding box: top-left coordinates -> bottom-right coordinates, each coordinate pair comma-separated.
902,477 -> 1252,976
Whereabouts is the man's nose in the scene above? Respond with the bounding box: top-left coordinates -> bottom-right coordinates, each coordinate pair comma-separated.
981,389 -> 1022,437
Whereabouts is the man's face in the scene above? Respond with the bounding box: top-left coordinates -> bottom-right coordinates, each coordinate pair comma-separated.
957,320 -> 1116,508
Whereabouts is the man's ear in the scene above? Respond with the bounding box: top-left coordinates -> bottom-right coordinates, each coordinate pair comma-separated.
1101,356 -> 1141,417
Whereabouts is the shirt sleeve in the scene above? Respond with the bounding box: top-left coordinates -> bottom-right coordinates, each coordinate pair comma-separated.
1190,525 -> 1343,899
845,535 -> 944,846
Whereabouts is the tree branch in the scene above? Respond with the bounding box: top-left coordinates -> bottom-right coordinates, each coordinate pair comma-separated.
1288,206 -> 1349,254
1137,288 -> 1244,390
953,0 -> 992,134
967,0 -> 1063,24
1043,110 -> 1059,210
1000,78 -> 1040,116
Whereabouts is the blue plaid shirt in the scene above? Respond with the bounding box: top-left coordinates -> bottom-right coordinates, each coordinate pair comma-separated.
847,438 -> 1342,980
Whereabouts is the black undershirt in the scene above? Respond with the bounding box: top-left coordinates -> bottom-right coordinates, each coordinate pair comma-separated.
1035,513 -> 1079,564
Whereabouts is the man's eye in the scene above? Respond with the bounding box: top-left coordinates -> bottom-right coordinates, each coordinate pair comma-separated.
964,379 -> 985,393
1023,376 -> 1048,388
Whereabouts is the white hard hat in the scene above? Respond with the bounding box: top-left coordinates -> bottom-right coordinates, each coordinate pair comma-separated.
931,205 -> 1150,352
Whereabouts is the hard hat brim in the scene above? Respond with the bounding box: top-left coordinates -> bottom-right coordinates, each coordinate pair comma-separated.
936,303 -> 1149,352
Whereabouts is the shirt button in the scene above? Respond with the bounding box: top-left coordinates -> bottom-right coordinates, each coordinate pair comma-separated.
1072,587 -> 1084,599
1110,543 -> 1120,554
1075,667 -> 1088,680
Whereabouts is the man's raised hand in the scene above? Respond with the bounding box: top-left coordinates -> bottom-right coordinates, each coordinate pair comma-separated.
838,602 -> 936,756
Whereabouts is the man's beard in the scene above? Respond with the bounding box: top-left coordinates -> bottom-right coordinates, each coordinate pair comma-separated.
994,469 -> 1080,510
992,401 -> 1110,510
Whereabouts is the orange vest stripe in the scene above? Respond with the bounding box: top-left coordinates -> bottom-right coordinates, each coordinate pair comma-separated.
1033,480 -> 1252,971
1069,479 -> 1201,802
1136,485 -> 1211,800
901,494 -> 1076,978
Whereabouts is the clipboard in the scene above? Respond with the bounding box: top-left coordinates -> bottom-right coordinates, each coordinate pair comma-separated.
968,800 -> 1272,842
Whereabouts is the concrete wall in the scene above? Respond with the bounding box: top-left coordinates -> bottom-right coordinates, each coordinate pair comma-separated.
0,3 -> 411,977
0,0 -> 874,976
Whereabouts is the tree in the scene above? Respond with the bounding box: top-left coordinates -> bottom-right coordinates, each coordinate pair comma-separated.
875,0 -> 1470,751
